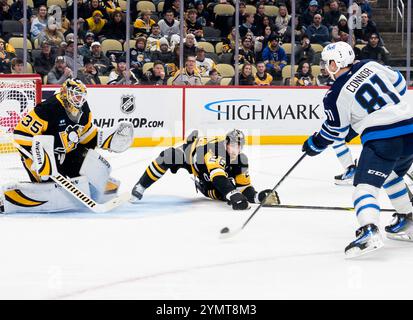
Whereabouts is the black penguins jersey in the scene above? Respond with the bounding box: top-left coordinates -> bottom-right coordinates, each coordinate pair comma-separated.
14,94 -> 98,158
189,136 -> 252,197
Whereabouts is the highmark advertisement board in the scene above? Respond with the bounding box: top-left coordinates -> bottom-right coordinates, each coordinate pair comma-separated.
184,87 -> 329,144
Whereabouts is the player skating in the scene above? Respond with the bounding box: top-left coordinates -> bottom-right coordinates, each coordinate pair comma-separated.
301,42 -> 412,258
1,78 -> 133,213
130,129 -> 280,210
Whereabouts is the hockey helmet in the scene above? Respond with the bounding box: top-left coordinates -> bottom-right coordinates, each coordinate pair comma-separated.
321,41 -> 355,77
226,129 -> 246,148
61,78 -> 87,118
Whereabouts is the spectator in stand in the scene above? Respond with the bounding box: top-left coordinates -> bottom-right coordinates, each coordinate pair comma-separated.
239,13 -> 258,38
38,17 -> 65,48
158,9 -> 180,39
302,0 -> 322,27
186,8 -> 204,41
274,4 -> 291,38
292,61 -> 316,86
30,5 -> 47,41
77,57 -> 101,84
283,15 -> 306,43
130,37 -> 151,70
354,13 -> 379,45
85,10 -> 107,37
9,0 -> 33,23
316,60 -> 334,86
66,0 -> 88,21
47,56 -> 73,84
262,35 -> 287,81
84,0 -> 108,19
0,0 -> 12,22
254,3 -> 266,35
305,14 -> 330,46
163,0 -> 180,18
254,25 -> 275,60
236,36 -> 256,65
34,40 -> 57,78
323,0 -> 341,28
337,14 -> 349,34
205,68 -> 222,85
231,63 -> 255,85
195,47 -> 216,76
10,58 -> 24,74
89,41 -> 112,75
360,33 -> 389,65
0,38 -> 13,73
78,32 -> 95,59
102,10 -> 126,43
151,37 -> 174,65
134,9 -> 156,38
59,10 -> 71,34
141,61 -> 167,85
102,0 -> 121,17
108,56 -> 139,84
262,15 -> 275,33
222,27 -> 236,53
237,2 -> 248,24
146,24 -> 164,52
295,34 -> 315,65
64,40 -> 84,71
183,33 -> 197,59
254,61 -> 273,86
194,0 -> 213,27
172,56 -> 202,85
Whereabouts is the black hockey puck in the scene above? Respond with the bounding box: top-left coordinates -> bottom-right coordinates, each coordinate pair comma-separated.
220,227 -> 230,234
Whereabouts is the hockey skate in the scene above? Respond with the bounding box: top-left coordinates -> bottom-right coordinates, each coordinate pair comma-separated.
345,224 -> 384,258
385,213 -> 413,241
335,162 -> 357,185
130,183 -> 145,203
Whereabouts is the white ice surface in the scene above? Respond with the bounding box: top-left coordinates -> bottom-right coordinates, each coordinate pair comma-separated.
1,145 -> 413,300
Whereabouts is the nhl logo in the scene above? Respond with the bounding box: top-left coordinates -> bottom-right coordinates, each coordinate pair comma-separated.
120,95 -> 135,114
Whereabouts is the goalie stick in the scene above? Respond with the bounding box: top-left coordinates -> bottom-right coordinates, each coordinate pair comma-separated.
13,143 -> 129,213
219,153 -> 307,239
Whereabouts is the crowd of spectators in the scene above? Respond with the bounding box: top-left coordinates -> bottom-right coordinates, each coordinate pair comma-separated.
0,0 -> 391,86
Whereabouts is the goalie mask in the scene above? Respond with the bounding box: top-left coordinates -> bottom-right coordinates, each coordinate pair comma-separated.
225,129 -> 245,161
61,78 -> 87,122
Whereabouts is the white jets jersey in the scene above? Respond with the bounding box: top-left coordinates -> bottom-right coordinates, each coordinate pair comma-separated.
317,60 -> 409,147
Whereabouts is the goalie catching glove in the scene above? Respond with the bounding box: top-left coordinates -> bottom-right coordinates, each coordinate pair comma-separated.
98,121 -> 133,153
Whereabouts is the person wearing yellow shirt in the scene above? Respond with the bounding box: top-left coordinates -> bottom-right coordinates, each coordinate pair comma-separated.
85,10 -> 107,36
254,61 -> 273,86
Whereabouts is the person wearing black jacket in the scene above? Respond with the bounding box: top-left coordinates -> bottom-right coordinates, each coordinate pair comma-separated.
142,61 -> 168,85
231,63 -> 255,85
360,33 -> 389,65
101,10 -> 126,42
34,40 -> 57,78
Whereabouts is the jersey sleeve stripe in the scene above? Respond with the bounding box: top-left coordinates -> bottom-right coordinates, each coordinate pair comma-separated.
321,124 -> 340,137
210,168 -> 226,180
320,129 -> 345,141
332,142 -> 346,149
393,71 -> 403,87
399,85 -> 407,96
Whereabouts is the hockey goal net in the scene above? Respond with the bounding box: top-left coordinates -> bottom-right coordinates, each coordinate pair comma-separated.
0,74 -> 42,183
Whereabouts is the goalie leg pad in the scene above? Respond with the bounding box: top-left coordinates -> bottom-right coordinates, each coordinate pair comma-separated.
79,149 -> 119,201
2,176 -> 91,213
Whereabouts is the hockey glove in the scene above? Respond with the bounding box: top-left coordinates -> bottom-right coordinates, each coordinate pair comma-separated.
257,189 -> 280,205
302,134 -> 327,157
226,190 -> 250,210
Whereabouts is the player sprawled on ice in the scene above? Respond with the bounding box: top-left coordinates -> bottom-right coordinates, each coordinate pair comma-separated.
130,129 -> 280,210
302,41 -> 412,258
1,78 -> 133,213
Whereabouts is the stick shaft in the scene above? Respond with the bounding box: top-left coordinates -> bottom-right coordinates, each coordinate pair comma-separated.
241,153 -> 307,230
266,203 -> 395,212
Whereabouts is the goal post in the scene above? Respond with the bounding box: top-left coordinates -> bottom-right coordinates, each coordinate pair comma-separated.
0,74 -> 42,154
